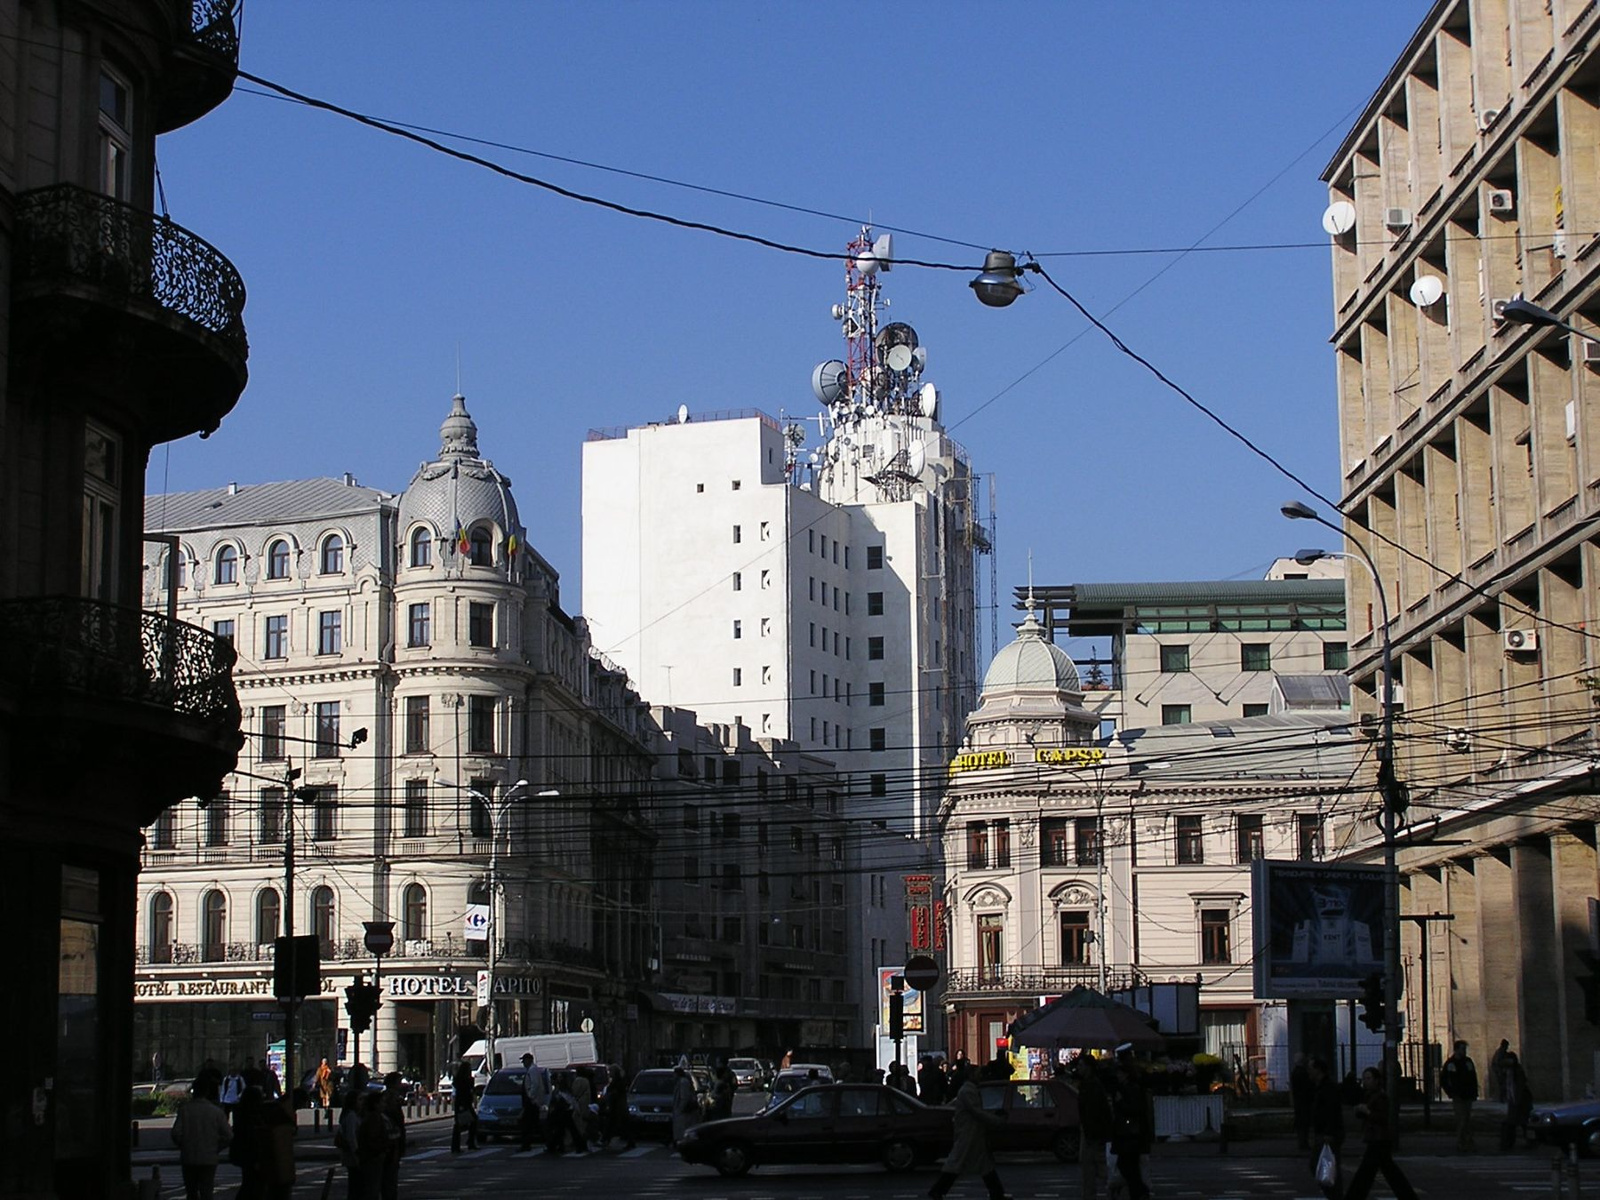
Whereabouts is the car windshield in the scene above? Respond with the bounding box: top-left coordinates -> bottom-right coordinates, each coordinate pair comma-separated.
729,1059 -> 759,1070
484,1071 -> 524,1096
631,1071 -> 676,1096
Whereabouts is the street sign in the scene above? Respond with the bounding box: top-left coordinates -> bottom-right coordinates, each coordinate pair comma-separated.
362,920 -> 395,957
464,904 -> 490,940
476,970 -> 490,1008
904,954 -> 940,992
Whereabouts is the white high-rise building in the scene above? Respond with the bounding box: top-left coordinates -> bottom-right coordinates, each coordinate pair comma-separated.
583,230 -> 983,832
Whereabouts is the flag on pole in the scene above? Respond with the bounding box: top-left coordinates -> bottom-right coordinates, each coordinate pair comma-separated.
456,525 -> 469,556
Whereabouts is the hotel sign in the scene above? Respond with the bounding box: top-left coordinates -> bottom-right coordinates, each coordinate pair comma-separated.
135,976 -> 339,1001
1033,747 -> 1106,768
948,750 -> 1012,775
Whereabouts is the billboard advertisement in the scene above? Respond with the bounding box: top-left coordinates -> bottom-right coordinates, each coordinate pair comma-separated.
878,967 -> 926,1034
1251,860 -> 1386,998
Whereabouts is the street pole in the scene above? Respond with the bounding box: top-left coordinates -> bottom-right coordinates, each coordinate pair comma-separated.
282,758 -> 298,1108
1096,786 -> 1108,995
487,791 -> 501,1076
1402,912 -> 1455,1130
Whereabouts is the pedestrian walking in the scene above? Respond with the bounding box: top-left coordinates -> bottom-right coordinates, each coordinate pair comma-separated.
1074,1055 -> 1114,1200
1307,1056 -> 1344,1200
711,1065 -> 735,1120
1109,1046 -> 1152,1200
449,1059 -> 477,1153
1290,1053 -> 1314,1152
219,1065 -> 246,1120
1487,1038 -> 1510,1102
335,1066 -> 378,1200
919,1057 -> 946,1105
888,1060 -> 918,1097
1344,1067 -> 1418,1200
518,1052 -> 548,1152
378,1073 -> 407,1200
1500,1051 -> 1533,1150
171,1072 -> 232,1200
314,1058 -> 333,1111
927,1061 -> 1010,1200
670,1065 -> 701,1149
569,1068 -> 595,1150
1439,1039 -> 1478,1152
600,1064 -> 633,1149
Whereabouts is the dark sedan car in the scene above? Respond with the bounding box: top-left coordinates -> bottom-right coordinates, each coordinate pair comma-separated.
677,1083 -> 948,1177
1529,1098 -> 1600,1153
977,1078 -> 1082,1162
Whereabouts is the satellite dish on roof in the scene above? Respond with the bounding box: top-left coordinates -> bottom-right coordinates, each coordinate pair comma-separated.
911,346 -> 928,375
856,232 -> 894,275
1409,275 -> 1445,307
831,303 -> 846,320
811,360 -> 847,405
1322,201 -> 1357,236
907,439 -> 927,477
677,403 -> 689,424
918,382 -> 939,419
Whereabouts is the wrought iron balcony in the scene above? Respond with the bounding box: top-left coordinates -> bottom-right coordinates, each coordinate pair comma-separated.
159,0 -> 243,132
0,597 -> 238,729
136,934 -> 609,971
13,184 -> 248,440
943,966 -> 1148,999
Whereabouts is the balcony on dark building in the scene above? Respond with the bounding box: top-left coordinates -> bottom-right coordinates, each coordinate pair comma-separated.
0,597 -> 241,814
157,0 -> 243,132
12,184 -> 248,442
944,966 -> 1148,1000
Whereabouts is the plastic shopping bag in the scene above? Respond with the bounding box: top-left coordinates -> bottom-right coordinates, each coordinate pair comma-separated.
1315,1143 -> 1338,1188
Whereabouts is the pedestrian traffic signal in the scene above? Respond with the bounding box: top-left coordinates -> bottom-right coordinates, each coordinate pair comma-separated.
1359,973 -> 1386,1032
344,979 -> 381,1034
889,989 -> 905,1042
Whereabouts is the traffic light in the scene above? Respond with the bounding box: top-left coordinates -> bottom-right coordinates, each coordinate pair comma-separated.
345,979 -> 381,1035
1358,973 -> 1386,1032
889,980 -> 905,1043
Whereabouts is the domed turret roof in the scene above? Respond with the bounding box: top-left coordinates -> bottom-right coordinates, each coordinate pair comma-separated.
981,602 -> 1082,696
397,394 -> 523,541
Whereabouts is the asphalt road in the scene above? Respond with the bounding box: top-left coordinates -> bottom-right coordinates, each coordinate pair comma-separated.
135,1114 -> 1598,1200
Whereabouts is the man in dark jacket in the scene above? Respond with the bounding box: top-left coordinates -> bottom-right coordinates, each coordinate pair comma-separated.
449,1060 -> 477,1154
1345,1067 -> 1418,1200
1438,1040 -> 1478,1152
1109,1046 -> 1151,1200
1308,1056 -> 1344,1199
1074,1056 -> 1114,1200
1290,1054 -> 1314,1151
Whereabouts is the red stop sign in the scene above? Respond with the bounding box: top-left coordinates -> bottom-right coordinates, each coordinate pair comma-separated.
903,954 -> 940,992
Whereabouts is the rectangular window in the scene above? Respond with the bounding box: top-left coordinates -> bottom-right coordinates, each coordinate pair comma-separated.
1161,704 -> 1192,726
403,779 -> 428,838
732,571 -> 741,591
732,667 -> 743,686
733,525 -> 742,544
1201,909 -> 1232,964
977,914 -> 1004,981
1042,818 -> 1069,867
1297,813 -> 1324,860
1237,814 -> 1264,863
1324,642 -> 1349,671
98,69 -> 132,201
1176,814 -> 1204,864
869,682 -> 885,706
260,705 -> 286,761
264,614 -> 288,660
1241,643 -> 1272,672
202,793 -> 228,846
868,636 -> 885,660
469,779 -> 493,838
722,863 -> 741,889
1075,817 -> 1101,866
314,701 -> 340,758
870,727 -> 886,752
684,856 -> 699,884
723,812 -> 741,840
311,786 -> 337,841
867,545 -> 884,569
967,821 -> 989,869
808,530 -> 815,553
404,695 -> 430,754
870,772 -> 887,797
1159,643 -> 1190,673
408,602 -> 431,647
994,818 -> 1011,868
809,577 -> 816,601
150,807 -> 175,850
1243,703 -> 1270,718
212,619 -> 235,646
468,695 -> 495,753
318,610 -> 342,656
1060,910 -> 1091,965
468,601 -> 494,648
732,619 -> 742,639
868,591 -> 884,616
257,787 -> 284,845
845,636 -> 851,659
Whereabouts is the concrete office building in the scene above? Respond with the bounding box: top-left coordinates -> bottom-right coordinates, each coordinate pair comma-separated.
134,396 -> 657,1086
939,605 -> 1358,1079
0,2 -> 249,1193
1323,0 -> 1600,1098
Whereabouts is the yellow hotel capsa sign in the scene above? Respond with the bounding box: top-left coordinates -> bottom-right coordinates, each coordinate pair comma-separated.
948,746 -> 1107,776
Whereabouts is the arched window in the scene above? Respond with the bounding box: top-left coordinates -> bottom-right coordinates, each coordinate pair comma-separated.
215,544 -> 238,585
266,539 -> 290,580
256,888 -> 281,944
149,892 -> 173,964
202,889 -> 227,962
319,534 -> 344,575
410,527 -> 432,568
468,526 -> 493,567
402,883 -> 428,942
312,886 -> 336,956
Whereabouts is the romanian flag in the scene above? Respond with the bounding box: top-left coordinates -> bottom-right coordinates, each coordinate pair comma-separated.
456,525 -> 469,556
506,533 -> 519,557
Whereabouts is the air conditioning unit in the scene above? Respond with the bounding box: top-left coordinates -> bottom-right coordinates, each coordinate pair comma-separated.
1491,297 -> 1513,323
1582,342 -> 1600,365
1479,108 -> 1501,132
1554,232 -> 1570,260
1487,188 -> 1515,215
1385,207 -> 1413,230
1503,629 -> 1539,652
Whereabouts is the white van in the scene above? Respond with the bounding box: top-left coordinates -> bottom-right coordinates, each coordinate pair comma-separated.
462,1031 -> 600,1087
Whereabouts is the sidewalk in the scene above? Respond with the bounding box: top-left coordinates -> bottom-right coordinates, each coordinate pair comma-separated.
1171,1099 -> 1544,1159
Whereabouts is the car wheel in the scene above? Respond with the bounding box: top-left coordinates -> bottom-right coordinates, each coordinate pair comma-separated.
1053,1131 -> 1080,1163
714,1143 -> 753,1177
882,1138 -> 917,1173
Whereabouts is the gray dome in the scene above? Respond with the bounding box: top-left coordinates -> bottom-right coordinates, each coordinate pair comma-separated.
397,394 -> 523,544
982,608 -> 1082,695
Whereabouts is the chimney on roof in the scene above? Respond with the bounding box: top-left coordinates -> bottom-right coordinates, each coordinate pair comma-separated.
343,472 -> 355,486
227,482 -> 237,495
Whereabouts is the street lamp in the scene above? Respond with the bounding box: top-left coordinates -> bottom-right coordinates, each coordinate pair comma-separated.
970,250 -> 1026,308
1284,502 -> 1405,1136
1499,295 -> 1600,345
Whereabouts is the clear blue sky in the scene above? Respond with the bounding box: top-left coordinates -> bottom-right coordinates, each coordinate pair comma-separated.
152,2 -> 1430,664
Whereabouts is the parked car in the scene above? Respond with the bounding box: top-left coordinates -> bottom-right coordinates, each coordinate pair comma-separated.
976,1077 -> 1082,1162
677,1082 -> 949,1177
476,1067 -> 529,1142
1529,1098 -> 1600,1153
728,1057 -> 765,1091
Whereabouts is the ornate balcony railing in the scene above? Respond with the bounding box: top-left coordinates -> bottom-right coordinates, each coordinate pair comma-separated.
14,184 -> 248,364
944,966 -> 1148,997
158,0 -> 243,131
184,0 -> 243,59
0,597 -> 238,728
137,935 -> 610,971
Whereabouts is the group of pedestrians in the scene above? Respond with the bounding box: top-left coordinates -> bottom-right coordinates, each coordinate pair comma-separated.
170,1066 -> 295,1200
1440,1038 -> 1533,1151
450,1057 -> 635,1155
333,1066 -> 408,1200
